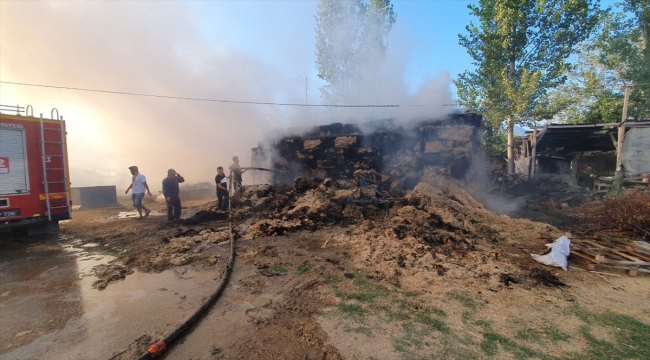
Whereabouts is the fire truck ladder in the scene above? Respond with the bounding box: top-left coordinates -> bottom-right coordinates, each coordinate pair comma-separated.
39,108 -> 71,221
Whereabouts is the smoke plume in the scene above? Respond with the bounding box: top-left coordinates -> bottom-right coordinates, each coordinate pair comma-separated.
0,1 -> 454,192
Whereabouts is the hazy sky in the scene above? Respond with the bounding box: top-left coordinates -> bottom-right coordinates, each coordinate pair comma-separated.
0,0 -> 617,192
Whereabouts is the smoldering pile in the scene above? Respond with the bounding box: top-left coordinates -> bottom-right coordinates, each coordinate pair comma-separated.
174,169 -> 551,289
269,113 -> 482,188
175,115 -> 557,289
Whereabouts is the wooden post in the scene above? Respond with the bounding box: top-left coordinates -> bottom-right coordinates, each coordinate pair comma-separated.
507,117 -> 515,175
571,154 -> 579,185
613,85 -> 631,191
524,139 -> 528,158
615,85 -> 631,172
530,128 -> 537,178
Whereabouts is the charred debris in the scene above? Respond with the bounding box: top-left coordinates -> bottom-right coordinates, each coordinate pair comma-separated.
191,112 -> 486,231
173,112 -> 578,289
271,113 -> 482,191
174,113 -> 648,283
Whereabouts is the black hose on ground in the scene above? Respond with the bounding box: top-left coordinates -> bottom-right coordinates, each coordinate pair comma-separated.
137,198 -> 236,360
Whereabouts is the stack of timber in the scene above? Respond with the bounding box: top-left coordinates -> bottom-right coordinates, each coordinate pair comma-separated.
537,232 -> 650,277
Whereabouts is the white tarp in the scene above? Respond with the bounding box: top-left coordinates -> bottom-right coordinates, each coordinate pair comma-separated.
531,236 -> 571,271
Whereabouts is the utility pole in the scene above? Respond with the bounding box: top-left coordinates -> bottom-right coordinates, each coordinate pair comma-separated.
613,84 -> 632,191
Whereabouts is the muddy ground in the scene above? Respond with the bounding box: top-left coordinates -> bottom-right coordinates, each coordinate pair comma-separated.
2,176 -> 649,359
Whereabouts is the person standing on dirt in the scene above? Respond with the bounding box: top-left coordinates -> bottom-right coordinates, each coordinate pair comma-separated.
125,166 -> 152,220
162,168 -> 185,222
229,156 -> 247,196
215,166 -> 229,211
250,144 -> 267,185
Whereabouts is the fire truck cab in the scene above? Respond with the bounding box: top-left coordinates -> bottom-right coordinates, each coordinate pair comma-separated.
0,104 -> 71,235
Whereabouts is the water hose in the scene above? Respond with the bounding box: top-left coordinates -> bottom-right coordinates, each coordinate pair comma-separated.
137,196 -> 236,359
240,166 -> 283,173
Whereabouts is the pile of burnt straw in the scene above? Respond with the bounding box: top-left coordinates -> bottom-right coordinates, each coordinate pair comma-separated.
181,173 -> 555,290
268,114 -> 482,189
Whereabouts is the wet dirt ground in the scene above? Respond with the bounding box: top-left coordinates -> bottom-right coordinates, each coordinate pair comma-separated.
0,233 -> 219,359
1,185 -> 649,360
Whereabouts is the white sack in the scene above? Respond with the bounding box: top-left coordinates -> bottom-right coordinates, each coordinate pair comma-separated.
531,236 -> 571,271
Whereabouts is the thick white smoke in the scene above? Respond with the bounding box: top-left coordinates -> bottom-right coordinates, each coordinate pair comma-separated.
1,1 -> 454,192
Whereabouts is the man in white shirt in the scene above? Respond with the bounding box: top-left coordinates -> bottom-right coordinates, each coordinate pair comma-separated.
125,165 -> 152,219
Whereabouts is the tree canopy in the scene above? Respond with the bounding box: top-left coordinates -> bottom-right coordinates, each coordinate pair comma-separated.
315,0 -> 396,104
546,0 -> 650,123
455,0 -> 600,172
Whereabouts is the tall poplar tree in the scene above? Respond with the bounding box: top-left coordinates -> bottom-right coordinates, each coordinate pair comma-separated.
600,0 -> 650,118
455,0 -> 599,174
542,43 -> 626,124
315,0 -> 396,104
547,0 -> 649,123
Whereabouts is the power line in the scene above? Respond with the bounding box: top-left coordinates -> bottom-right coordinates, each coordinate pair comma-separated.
0,81 -> 459,108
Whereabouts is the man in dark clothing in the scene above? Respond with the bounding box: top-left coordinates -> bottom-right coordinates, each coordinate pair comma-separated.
229,156 -> 247,196
162,168 -> 185,221
215,166 -> 229,211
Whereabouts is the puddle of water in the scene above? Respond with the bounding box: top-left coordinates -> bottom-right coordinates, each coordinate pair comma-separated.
0,235 -> 219,360
117,210 -> 141,219
75,254 -> 115,281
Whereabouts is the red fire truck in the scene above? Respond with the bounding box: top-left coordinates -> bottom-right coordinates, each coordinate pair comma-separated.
0,104 -> 71,235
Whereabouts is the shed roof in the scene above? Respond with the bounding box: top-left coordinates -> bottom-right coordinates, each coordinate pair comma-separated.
527,121 -> 650,155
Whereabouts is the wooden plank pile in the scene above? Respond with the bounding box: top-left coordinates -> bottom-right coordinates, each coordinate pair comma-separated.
537,232 -> 650,276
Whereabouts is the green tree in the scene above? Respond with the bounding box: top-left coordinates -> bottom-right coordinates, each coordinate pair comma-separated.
543,43 -> 625,124
315,0 -> 396,104
455,0 -> 600,174
544,0 -> 649,124
599,0 -> 650,119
